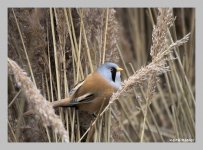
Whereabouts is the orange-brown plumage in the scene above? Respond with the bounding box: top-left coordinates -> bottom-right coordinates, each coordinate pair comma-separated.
73,72 -> 116,113
52,62 -> 123,114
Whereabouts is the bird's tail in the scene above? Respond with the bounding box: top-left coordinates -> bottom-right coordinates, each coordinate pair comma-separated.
23,97 -> 72,116
51,97 -> 72,108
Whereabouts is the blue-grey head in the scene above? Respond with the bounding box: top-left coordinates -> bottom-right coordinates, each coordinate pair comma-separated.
96,62 -> 123,89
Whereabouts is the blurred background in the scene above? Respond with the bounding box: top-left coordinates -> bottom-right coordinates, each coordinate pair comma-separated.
8,8 -> 195,142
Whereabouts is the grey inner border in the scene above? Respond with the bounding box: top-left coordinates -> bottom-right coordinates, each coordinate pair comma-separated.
0,0 -> 202,149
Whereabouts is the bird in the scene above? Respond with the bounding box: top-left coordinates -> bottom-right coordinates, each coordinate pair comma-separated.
52,62 -> 123,114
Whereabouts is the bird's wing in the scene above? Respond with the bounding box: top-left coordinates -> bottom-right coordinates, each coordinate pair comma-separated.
69,79 -> 85,95
67,93 -> 95,106
68,74 -> 96,106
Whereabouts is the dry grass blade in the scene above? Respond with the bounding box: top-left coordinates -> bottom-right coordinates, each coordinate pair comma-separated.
11,8 -> 36,86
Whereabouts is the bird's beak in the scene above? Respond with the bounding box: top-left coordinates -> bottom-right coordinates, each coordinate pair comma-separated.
117,67 -> 123,71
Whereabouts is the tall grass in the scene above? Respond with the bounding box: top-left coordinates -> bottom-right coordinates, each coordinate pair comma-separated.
8,8 -> 195,142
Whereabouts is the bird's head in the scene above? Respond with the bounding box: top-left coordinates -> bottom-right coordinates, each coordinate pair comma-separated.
97,62 -> 123,89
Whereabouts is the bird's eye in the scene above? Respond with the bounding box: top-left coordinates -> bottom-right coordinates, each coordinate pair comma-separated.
110,68 -> 113,71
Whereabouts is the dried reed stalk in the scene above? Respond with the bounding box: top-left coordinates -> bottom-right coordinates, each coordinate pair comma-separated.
8,58 -> 69,142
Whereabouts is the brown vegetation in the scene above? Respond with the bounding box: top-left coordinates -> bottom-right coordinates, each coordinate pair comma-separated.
8,8 -> 195,142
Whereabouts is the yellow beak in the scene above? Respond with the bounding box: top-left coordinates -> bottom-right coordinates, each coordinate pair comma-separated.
117,67 -> 123,71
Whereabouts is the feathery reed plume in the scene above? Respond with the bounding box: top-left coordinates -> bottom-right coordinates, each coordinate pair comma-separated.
150,8 -> 174,58
141,8 -> 174,141
79,8 -> 190,141
8,58 -> 69,142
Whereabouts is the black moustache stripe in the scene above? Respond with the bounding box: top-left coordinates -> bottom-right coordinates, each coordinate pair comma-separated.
111,68 -> 117,82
